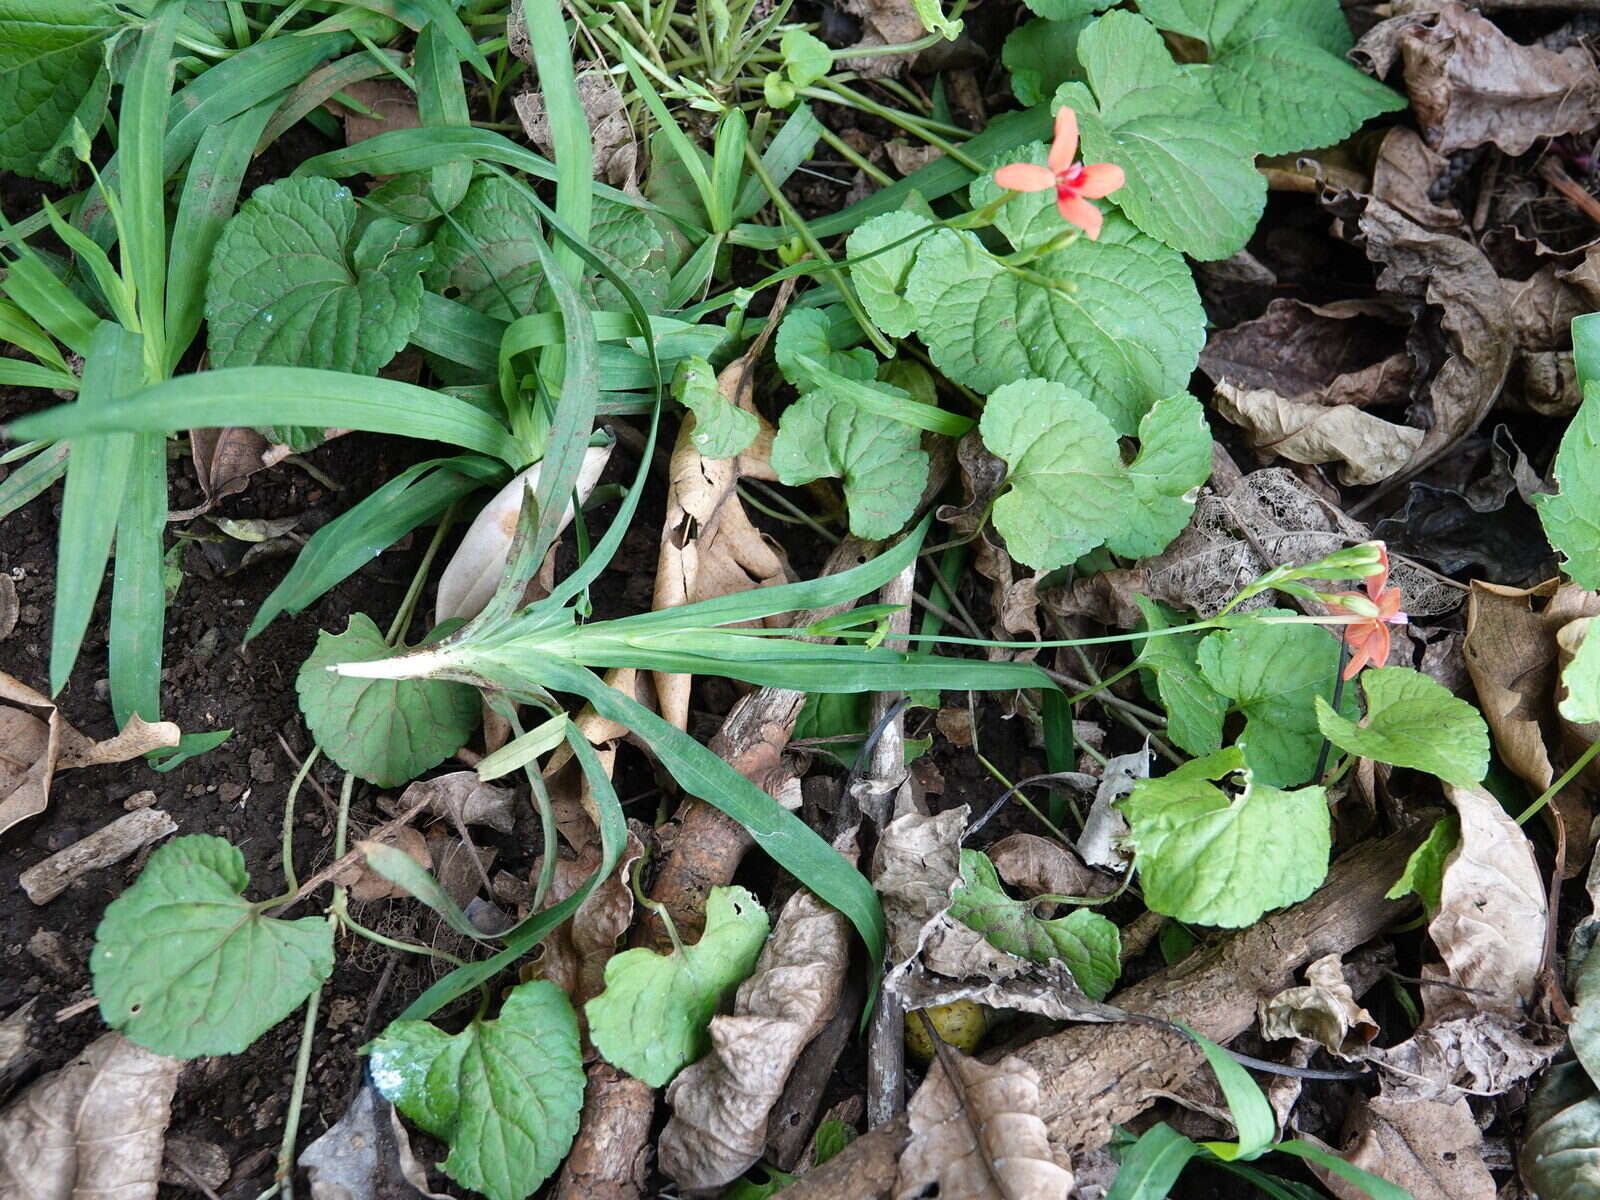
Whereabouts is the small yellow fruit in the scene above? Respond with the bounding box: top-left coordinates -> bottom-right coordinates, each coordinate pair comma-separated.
904,999 -> 988,1062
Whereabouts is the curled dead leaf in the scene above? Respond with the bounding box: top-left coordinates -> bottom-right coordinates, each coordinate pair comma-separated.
1212,381 -> 1424,485
0,1032 -> 179,1200
894,1049 -> 1073,1200
1314,1095 -> 1495,1200
0,671 -> 180,836
652,352 -> 788,731
298,1081 -> 448,1200
659,865 -> 854,1190
386,770 -> 518,835
1259,954 -> 1378,1055
333,825 -> 432,903
987,833 -> 1117,905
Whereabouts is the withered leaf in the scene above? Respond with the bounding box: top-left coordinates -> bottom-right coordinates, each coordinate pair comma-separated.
0,1032 -> 179,1200
1212,381 -> 1423,486
894,1050 -> 1073,1200
298,1081 -> 447,1200
1317,1095 -> 1494,1200
652,352 -> 788,731
659,870 -> 853,1190
1259,954 -> 1379,1055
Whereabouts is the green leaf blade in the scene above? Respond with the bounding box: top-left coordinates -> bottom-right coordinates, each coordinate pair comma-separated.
587,885 -> 770,1086
370,979 -> 584,1200
91,835 -> 334,1057
1316,667 -> 1489,787
296,613 -> 480,787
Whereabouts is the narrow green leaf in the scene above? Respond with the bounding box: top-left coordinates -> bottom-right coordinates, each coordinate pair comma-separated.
108,431 -> 166,724
91,835 -> 335,1057
519,0 -> 591,278
50,322 -> 143,694
249,457 -> 505,640
1105,1123 -> 1201,1200
0,439 -> 68,520
1184,1024 -> 1275,1160
166,104 -> 276,373
8,368 -> 525,464
121,0 -> 185,362
1275,1141 -> 1412,1200
412,19 -> 472,212
1385,814 -> 1457,910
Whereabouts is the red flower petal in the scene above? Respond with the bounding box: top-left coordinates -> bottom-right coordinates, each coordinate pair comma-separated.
994,162 -> 1056,192
1076,162 -> 1125,199
1057,194 -> 1103,239
1048,107 -> 1079,175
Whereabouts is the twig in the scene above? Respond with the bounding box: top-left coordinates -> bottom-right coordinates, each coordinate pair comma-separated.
1539,157 -> 1600,228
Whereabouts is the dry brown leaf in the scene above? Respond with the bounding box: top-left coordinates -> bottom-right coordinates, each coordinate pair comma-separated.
659,870 -> 853,1190
1076,748 -> 1147,870
514,68 -> 638,188
940,432 -> 1042,644
334,825 -> 432,903
894,1050 -> 1073,1200
987,834 -> 1116,905
386,770 -> 517,835
298,1081 -> 448,1200
1212,381 -> 1424,485
1363,1012 -> 1559,1102
1390,4 -> 1600,155
872,803 -> 967,967
183,426 -> 271,516
1259,954 -> 1378,1055
332,79 -> 420,145
1317,1095 -> 1495,1200
1330,135 -> 1516,494
1200,298 -> 1414,409
0,1032 -> 179,1200
652,353 -> 788,730
838,0 -> 925,77
0,671 -> 180,836
1464,580 -> 1566,795
1428,783 -> 1546,1016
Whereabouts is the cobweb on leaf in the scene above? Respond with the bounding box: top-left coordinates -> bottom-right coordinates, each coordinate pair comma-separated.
1148,468 -> 1460,619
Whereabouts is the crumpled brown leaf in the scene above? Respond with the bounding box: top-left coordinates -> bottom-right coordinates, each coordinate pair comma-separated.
298,1081 -> 447,1200
1464,580 -> 1600,815
1426,783 -> 1546,1017
874,800 -> 1118,1023
1361,3 -> 1600,155
333,825 -> 432,903
1212,381 -> 1425,486
940,432 -> 1043,645
987,834 -> 1117,906
1200,298 -> 1414,410
524,825 -> 648,1030
1314,1095 -> 1495,1200
653,351 -> 789,731
838,0 -> 926,77
0,671 -> 181,836
1325,128 -> 1515,496
0,1032 -> 180,1200
1363,1011 -> 1559,1102
181,425 -> 272,517
1259,954 -> 1379,1055
333,79 -> 421,145
509,46 -> 638,188
384,770 -> 517,835
659,859 -> 854,1191
894,1050 -> 1073,1200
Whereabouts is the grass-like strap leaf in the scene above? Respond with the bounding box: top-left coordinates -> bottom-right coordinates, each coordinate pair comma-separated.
7,367 -> 525,464
297,613 -> 480,787
1105,1123 -> 1201,1200
91,835 -> 335,1057
1315,666 -> 1489,787
1183,1023 -> 1275,1160
587,885 -> 770,1086
249,456 -> 504,640
50,322 -> 143,694
370,980 -> 583,1200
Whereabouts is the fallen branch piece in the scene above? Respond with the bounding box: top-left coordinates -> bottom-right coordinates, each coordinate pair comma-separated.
20,808 -> 178,904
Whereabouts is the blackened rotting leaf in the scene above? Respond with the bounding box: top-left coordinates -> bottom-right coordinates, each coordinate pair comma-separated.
1374,426 -> 1555,583
1200,296 -> 1414,410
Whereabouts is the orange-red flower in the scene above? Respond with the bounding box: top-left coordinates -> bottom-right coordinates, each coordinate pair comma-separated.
1324,545 -> 1407,679
993,107 -> 1125,240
